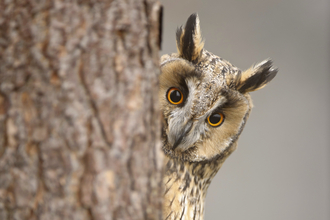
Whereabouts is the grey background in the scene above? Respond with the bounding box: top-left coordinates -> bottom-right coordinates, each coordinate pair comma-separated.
160,0 -> 330,219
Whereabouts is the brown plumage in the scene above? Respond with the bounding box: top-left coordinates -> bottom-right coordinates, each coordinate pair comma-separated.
160,13 -> 277,220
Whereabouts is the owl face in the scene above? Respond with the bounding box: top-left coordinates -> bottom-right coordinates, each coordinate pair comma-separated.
160,14 -> 277,162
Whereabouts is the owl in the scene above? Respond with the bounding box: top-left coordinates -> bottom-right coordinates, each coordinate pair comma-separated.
159,14 -> 277,220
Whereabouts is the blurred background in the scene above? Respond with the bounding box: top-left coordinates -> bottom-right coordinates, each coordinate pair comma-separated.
160,1 -> 329,220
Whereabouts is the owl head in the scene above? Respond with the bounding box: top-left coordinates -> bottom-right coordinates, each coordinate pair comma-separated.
160,14 -> 277,163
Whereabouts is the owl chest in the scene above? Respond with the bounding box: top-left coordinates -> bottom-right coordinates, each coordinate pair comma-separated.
163,175 -> 207,220
163,158 -> 215,220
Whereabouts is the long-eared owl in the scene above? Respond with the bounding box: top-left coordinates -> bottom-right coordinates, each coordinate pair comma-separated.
160,14 -> 277,220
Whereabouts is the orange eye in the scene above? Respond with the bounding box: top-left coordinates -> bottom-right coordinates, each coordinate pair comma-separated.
167,88 -> 183,105
207,113 -> 225,127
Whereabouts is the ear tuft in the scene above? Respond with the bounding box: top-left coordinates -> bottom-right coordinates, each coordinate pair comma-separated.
237,59 -> 278,93
176,13 -> 204,62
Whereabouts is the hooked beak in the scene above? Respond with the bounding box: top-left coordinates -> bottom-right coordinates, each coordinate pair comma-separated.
172,120 -> 193,150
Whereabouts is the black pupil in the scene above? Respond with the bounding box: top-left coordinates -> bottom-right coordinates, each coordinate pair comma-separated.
209,114 -> 221,124
170,90 -> 182,103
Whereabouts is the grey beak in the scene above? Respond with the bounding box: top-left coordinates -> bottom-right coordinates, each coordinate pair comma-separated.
172,120 -> 193,150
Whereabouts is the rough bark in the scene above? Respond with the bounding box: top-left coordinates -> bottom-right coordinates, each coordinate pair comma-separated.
0,0 -> 163,220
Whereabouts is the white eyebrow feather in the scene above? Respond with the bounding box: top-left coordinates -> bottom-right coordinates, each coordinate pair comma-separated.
197,96 -> 227,120
160,58 -> 182,67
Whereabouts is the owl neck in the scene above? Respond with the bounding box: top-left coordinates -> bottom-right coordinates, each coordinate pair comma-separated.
162,155 -> 224,220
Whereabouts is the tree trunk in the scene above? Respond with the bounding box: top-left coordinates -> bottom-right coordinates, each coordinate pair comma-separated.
0,1 -> 163,220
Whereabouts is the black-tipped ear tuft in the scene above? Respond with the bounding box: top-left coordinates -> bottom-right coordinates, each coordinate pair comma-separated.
237,59 -> 278,93
176,26 -> 184,53
176,13 -> 204,62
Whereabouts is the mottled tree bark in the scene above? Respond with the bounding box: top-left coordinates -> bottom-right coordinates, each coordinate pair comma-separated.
0,0 -> 163,220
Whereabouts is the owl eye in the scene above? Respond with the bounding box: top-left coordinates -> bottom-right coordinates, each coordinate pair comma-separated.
167,88 -> 183,105
207,113 -> 225,127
